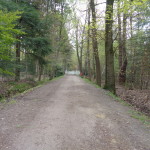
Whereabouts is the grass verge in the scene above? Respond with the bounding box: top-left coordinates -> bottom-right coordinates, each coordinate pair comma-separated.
129,110 -> 150,126
82,77 -> 101,89
107,92 -> 131,106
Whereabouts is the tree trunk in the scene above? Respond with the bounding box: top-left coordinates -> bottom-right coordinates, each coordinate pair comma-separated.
38,64 -> 43,81
15,37 -> 21,81
140,57 -> 144,90
76,24 -> 82,73
129,0 -> 135,89
79,12 -> 87,75
87,7 -> 91,80
117,1 -> 122,70
104,0 -> 115,94
14,0 -> 21,81
92,54 -> 96,81
25,52 -> 28,79
90,0 -> 101,86
118,13 -> 128,84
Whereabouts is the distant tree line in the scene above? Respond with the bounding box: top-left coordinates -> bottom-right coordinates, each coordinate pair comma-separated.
74,0 -> 150,93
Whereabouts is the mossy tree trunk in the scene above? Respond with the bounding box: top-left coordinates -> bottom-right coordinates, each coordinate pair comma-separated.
90,0 -> 101,86
104,0 -> 115,94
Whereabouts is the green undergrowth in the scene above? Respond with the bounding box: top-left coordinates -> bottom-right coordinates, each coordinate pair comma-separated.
9,82 -> 33,93
37,75 -> 64,85
0,82 -> 35,101
37,79 -> 50,85
129,110 -> 150,126
0,75 -> 64,102
50,75 -> 64,81
82,77 -> 101,89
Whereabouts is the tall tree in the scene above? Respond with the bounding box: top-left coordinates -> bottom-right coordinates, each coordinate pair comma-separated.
118,3 -> 128,84
90,0 -> 101,86
86,7 -> 91,79
117,0 -> 122,74
14,0 -> 21,81
104,0 -> 115,94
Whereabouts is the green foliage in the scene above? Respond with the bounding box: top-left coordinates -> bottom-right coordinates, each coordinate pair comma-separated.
0,0 -> 18,11
25,37 -> 51,56
9,82 -> 32,93
0,10 -> 22,57
0,0 -> 72,80
0,80 -> 36,100
54,65 -> 65,77
117,0 -> 149,14
0,68 -> 15,76
0,10 -> 24,74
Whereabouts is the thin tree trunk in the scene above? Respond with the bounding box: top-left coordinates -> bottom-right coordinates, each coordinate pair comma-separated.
119,13 -> 128,84
87,7 -> 91,80
46,0 -> 50,13
90,0 -> 101,86
25,52 -> 28,79
15,0 -> 21,81
92,53 -> 96,80
80,11 -> 88,75
104,0 -> 115,94
38,64 -> 43,81
35,59 -> 39,79
117,1 -> 122,70
76,24 -> 82,73
15,37 -> 21,81
140,57 -> 144,90
130,0 -> 135,88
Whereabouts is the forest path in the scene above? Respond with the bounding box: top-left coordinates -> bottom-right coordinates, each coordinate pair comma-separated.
0,75 -> 150,150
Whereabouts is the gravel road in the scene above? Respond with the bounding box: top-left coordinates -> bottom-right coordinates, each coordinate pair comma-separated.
0,75 -> 150,150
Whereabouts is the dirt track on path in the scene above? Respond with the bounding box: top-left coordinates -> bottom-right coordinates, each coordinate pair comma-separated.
0,75 -> 150,150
